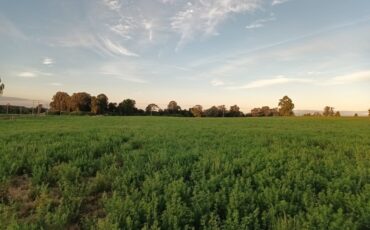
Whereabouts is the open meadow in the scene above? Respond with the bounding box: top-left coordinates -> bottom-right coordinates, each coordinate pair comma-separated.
0,116 -> 369,229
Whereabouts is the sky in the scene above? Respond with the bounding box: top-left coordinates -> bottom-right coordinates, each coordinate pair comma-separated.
0,0 -> 369,112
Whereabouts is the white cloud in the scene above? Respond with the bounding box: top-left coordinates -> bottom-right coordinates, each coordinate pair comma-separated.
246,23 -> 263,29
143,20 -> 153,41
102,0 -> 121,11
272,0 -> 290,6
211,79 -> 225,86
246,14 -> 276,29
235,76 -> 312,89
110,16 -> 136,40
330,71 -> 370,84
18,72 -> 37,78
102,38 -> 139,57
42,57 -> 54,65
171,0 -> 261,50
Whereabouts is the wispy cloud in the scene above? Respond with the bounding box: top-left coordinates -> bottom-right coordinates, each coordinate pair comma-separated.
232,76 -> 312,89
246,14 -> 276,29
329,71 -> 370,85
17,70 -> 53,78
102,0 -> 121,11
18,72 -> 37,78
42,57 -> 54,65
171,0 -> 261,50
272,0 -> 291,6
101,38 -> 139,57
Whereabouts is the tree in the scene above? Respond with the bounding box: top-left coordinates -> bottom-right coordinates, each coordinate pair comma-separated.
190,105 -> 203,117
0,78 -> 4,95
218,105 -> 226,117
50,91 -> 71,113
167,101 -> 181,114
335,111 -> 341,117
118,99 -> 136,115
70,92 -> 91,112
146,103 -> 160,116
354,113 -> 358,117
368,109 -> 370,117
91,96 -> 98,114
228,105 -> 243,117
323,106 -> 335,117
251,106 -> 279,117
204,106 -> 220,117
278,96 -> 294,116
251,108 -> 264,117
96,94 -> 108,114
108,102 -> 118,114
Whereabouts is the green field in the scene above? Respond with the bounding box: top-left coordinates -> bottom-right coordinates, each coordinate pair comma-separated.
0,117 -> 369,229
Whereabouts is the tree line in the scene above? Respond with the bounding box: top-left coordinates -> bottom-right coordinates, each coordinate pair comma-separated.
48,91 -> 298,117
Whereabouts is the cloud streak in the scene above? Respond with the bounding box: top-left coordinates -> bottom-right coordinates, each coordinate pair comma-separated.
102,38 -> 139,57
329,71 -> 370,85
42,57 -> 54,65
232,76 -> 312,89
171,0 -> 261,50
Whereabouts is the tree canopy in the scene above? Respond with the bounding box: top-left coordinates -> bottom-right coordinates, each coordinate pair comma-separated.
278,96 -> 295,116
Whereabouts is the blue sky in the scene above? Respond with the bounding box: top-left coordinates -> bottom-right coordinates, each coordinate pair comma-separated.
0,0 -> 369,111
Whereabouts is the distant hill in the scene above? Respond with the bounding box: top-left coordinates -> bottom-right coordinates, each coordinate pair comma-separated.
294,110 -> 368,117
0,96 -> 49,108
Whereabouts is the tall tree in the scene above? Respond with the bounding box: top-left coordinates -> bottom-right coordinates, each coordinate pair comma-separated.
190,105 -> 203,117
335,111 -> 341,117
229,105 -> 242,117
278,96 -> 295,116
91,96 -> 98,114
118,99 -> 136,115
0,78 -> 4,95
323,106 -> 335,117
146,104 -> 160,116
50,91 -> 71,113
96,94 -> 109,114
167,101 -> 181,114
218,105 -> 226,117
70,92 -> 91,112
204,106 -> 220,117
108,102 -> 118,114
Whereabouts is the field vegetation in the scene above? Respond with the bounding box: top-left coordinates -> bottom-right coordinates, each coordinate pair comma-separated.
0,116 -> 369,229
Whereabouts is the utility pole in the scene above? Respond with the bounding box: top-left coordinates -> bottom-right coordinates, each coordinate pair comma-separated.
32,100 -> 35,115
6,103 -> 10,115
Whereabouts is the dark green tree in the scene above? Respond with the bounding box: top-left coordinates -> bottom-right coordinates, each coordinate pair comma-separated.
204,106 -> 220,117
118,99 -> 137,115
228,105 -> 243,117
70,92 -> 91,112
96,94 -> 109,114
146,103 -> 160,116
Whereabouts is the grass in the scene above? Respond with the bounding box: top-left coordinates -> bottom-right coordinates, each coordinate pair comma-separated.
0,116 -> 369,229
